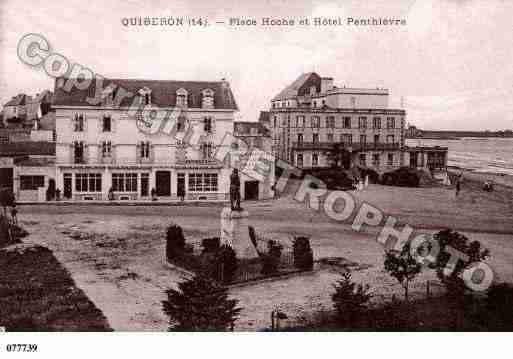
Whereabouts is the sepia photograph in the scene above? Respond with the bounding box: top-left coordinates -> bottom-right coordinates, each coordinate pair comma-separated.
0,0 -> 512,357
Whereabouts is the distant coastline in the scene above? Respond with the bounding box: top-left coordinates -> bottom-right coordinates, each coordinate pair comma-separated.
407,130 -> 513,140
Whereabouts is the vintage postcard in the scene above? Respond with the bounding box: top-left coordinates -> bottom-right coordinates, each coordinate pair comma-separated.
0,0 -> 512,357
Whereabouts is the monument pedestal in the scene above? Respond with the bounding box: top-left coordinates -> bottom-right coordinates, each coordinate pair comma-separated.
220,207 -> 259,259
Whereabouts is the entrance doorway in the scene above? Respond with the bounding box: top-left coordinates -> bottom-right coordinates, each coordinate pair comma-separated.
156,171 -> 171,196
244,181 -> 259,200
63,173 -> 72,199
176,173 -> 185,200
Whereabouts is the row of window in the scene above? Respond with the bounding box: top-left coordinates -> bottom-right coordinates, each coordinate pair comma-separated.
296,133 -> 396,144
273,115 -> 398,129
73,113 -> 214,133
296,153 -> 395,167
71,172 -> 217,193
188,173 -> 218,192
72,141 -> 214,161
99,87 -> 216,108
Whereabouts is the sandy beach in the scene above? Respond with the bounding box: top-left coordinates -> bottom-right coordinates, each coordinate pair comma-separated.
448,166 -> 513,189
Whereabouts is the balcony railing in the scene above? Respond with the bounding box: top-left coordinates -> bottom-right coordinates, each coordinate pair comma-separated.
292,141 -> 400,151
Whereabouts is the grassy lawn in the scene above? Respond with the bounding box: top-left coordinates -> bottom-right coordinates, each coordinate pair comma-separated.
0,244 -> 111,331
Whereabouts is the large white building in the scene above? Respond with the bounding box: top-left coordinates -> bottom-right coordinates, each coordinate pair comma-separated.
53,77 -> 239,201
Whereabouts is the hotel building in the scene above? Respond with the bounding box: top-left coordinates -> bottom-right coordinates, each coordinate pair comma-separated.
52,77 -> 238,201
270,72 -> 407,173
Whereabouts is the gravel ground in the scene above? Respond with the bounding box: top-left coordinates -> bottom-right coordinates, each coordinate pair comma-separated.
16,180 -> 513,331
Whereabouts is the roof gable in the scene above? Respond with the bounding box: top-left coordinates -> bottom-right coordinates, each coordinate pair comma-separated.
272,73 -> 321,101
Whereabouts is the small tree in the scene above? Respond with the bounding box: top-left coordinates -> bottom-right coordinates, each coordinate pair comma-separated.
293,236 -> 314,271
166,224 -> 185,261
162,274 -> 241,331
432,229 -> 490,294
332,272 -> 372,324
324,143 -> 351,170
384,242 -> 422,301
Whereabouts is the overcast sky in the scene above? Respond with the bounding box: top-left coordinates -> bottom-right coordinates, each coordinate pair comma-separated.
1,0 -> 512,130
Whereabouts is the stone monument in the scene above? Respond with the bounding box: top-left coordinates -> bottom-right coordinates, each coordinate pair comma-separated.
220,169 -> 259,259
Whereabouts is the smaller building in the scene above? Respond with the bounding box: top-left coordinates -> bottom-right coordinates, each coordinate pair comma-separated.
234,120 -> 274,200
0,141 -> 56,202
405,146 -> 448,171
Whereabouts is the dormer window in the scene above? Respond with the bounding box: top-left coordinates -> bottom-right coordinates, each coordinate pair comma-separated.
176,88 -> 188,107
201,88 -> 214,109
138,87 -> 152,106
177,114 -> 186,132
102,85 -> 116,106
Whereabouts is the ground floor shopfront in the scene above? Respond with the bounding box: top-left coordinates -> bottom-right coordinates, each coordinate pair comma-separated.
55,165 -> 231,202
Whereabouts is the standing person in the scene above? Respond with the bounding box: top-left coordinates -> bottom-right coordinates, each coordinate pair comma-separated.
177,181 -> 185,201
455,172 -> 462,197
10,204 -> 18,226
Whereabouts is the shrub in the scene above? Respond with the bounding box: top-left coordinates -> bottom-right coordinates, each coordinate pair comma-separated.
432,229 -> 490,294
162,274 -> 241,331
293,236 -> 314,271
382,167 -> 420,187
214,244 -> 238,284
332,272 -> 372,325
201,237 -> 220,255
486,283 -> 513,329
165,224 -> 185,262
261,240 -> 282,276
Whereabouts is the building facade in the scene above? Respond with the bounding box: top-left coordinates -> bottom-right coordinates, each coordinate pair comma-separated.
234,120 -> 274,200
270,72 -> 407,173
53,77 -> 239,201
0,141 -> 56,202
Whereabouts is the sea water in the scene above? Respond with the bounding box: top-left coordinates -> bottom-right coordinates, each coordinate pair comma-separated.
406,138 -> 513,176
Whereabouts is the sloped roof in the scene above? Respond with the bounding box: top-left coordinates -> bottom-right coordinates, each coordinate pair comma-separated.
4,94 -> 27,107
30,90 -> 53,104
0,141 -> 55,156
53,78 -> 238,110
272,72 -> 317,101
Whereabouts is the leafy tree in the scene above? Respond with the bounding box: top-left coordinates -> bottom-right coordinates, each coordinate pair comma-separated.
384,242 -> 422,301
162,274 -> 241,331
323,143 -> 351,170
432,229 -> 490,294
332,272 -> 372,324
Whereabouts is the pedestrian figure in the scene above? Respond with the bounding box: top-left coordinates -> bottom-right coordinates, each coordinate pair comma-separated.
455,173 -> 462,197
177,182 -> 185,201
11,204 -> 18,226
